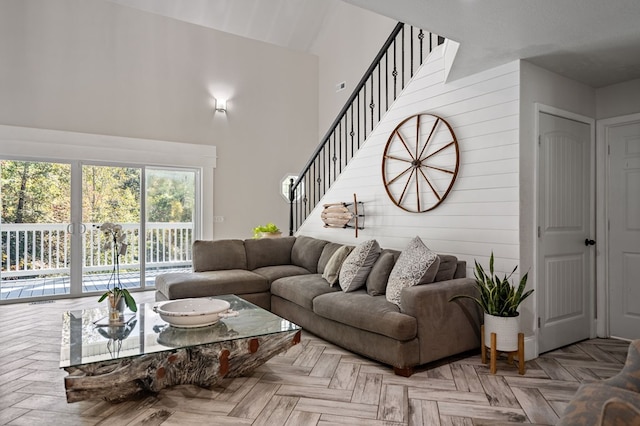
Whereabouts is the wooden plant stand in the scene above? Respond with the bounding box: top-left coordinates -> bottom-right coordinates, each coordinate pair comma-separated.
480,324 -> 525,375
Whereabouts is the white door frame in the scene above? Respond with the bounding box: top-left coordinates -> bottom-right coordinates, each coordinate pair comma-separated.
595,112 -> 640,338
534,103 -> 597,356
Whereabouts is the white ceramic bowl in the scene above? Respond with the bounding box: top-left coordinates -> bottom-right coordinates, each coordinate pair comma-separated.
153,298 -> 237,328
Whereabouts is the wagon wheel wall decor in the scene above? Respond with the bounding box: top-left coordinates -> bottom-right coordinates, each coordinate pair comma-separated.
382,114 -> 460,212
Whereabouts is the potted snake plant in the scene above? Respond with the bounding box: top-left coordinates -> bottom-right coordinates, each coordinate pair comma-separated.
449,252 -> 533,351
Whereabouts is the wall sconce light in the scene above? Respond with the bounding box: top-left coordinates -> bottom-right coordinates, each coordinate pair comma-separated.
321,193 -> 365,238
215,99 -> 227,113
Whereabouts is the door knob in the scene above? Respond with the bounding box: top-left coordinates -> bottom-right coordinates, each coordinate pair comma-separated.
585,239 -> 596,246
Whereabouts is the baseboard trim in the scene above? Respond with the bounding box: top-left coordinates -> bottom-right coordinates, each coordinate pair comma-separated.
524,335 -> 537,361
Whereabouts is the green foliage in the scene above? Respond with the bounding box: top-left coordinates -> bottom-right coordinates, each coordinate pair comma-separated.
146,170 -> 195,222
1,160 -> 71,223
98,287 -> 138,312
449,252 -> 534,317
252,222 -> 281,239
2,161 -> 196,272
2,161 -> 195,226
82,165 -> 141,224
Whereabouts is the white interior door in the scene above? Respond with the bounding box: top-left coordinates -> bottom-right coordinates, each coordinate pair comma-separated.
537,112 -> 593,353
608,121 -> 640,339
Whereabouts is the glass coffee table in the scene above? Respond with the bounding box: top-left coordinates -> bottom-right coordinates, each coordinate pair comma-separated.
60,295 -> 301,403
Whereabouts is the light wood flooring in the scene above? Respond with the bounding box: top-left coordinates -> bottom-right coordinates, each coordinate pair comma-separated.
0,291 -> 630,425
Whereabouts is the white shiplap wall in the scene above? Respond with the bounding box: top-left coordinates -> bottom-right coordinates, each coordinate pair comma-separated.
297,44 -> 521,276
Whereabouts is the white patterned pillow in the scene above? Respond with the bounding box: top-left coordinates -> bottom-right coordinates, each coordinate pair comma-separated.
386,236 -> 440,308
339,239 -> 381,292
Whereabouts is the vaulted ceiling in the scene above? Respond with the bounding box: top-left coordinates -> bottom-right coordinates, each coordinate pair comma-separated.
105,0 -> 333,52
106,0 -> 640,88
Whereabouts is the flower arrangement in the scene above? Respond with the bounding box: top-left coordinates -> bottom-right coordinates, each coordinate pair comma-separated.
96,222 -> 137,313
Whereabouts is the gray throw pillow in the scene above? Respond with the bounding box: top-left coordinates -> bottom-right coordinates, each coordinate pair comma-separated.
366,251 -> 397,296
434,254 -> 458,282
322,245 -> 353,286
386,236 -> 440,308
339,239 -> 381,292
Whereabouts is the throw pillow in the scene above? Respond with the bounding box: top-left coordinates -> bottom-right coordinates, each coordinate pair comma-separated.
365,251 -> 398,296
386,236 -> 440,308
434,254 -> 457,282
339,239 -> 381,292
322,245 -> 353,286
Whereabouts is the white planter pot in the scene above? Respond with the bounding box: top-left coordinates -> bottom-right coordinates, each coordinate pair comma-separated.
484,313 -> 520,352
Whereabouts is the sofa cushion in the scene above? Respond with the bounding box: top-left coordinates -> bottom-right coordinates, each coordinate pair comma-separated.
192,239 -> 247,272
434,254 -> 458,282
245,236 -> 296,270
318,242 -> 347,274
366,250 -> 399,296
313,290 -> 417,341
322,245 -> 353,286
155,270 -> 268,299
252,264 -> 311,283
386,236 -> 440,308
271,274 -> 340,310
291,236 -> 329,273
339,239 -> 381,292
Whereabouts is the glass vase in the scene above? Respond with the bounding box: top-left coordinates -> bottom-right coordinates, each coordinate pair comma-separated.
108,293 -> 125,323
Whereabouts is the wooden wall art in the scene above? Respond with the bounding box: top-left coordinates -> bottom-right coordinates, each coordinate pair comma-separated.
321,193 -> 365,238
382,114 -> 459,212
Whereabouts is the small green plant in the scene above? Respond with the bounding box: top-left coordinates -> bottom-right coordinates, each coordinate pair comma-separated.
252,222 -> 281,239
449,252 -> 533,317
98,286 -> 138,312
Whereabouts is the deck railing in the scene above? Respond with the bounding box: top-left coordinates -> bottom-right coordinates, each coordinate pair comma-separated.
289,23 -> 444,234
1,222 -> 193,278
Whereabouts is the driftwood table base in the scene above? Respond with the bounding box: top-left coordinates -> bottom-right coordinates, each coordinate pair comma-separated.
64,330 -> 301,403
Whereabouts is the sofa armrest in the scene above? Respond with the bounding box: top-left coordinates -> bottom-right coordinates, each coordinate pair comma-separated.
401,278 -> 482,365
600,397 -> 640,426
603,339 -> 640,392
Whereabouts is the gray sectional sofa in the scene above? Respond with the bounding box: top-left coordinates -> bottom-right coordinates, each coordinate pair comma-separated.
155,235 -> 482,376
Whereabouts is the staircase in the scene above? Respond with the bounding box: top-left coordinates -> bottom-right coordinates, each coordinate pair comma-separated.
288,23 -> 444,235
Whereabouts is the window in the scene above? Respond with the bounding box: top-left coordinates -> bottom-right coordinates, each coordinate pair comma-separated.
281,174 -> 304,202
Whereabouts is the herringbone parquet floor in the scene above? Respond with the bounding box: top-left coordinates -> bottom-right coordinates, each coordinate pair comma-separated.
0,291 -> 630,425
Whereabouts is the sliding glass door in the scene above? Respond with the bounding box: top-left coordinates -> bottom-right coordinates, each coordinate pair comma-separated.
1,159 -> 199,302
1,160 -> 73,299
81,164 -> 142,294
145,168 -> 196,283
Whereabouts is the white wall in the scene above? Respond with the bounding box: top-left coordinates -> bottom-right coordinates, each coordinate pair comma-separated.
519,62 -> 596,269
310,1 -> 396,138
298,43 -> 521,284
519,61 -> 596,338
596,78 -> 640,119
0,0 -> 318,239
